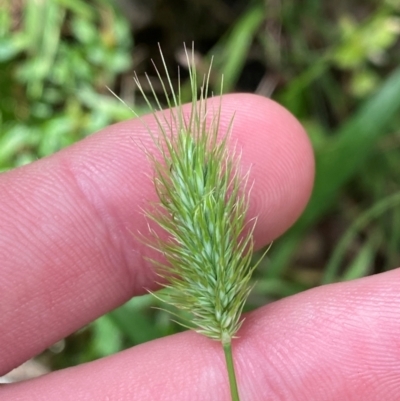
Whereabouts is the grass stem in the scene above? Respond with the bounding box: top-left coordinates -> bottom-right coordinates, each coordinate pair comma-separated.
223,341 -> 240,401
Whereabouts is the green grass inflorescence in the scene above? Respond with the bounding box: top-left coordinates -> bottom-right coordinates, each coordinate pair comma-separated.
136,44 -> 261,400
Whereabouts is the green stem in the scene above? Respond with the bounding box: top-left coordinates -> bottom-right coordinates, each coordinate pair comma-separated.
223,341 -> 240,401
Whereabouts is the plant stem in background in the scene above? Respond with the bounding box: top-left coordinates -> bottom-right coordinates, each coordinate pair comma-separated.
136,44 -> 264,401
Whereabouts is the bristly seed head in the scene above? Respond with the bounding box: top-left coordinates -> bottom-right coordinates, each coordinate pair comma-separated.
136,44 -> 260,344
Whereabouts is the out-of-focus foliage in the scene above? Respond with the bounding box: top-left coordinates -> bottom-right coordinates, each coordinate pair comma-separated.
2,0 -> 400,368
0,0 -> 133,171
332,12 -> 400,97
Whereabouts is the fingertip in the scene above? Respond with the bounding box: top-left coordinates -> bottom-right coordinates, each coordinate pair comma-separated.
221,94 -> 315,244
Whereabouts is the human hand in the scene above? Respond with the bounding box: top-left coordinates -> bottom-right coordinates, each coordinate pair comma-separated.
1,94 -> 396,400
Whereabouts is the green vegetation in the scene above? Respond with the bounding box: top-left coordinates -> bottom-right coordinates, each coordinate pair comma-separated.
1,0 -> 400,368
136,48 -> 260,399
0,0 -> 133,171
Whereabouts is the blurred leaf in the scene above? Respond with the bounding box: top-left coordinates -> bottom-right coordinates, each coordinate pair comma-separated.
57,0 -> 94,19
77,87 -> 135,121
305,66 -> 400,227
350,68 -> 380,97
0,36 -> 25,61
108,296 -> 164,345
210,4 -> 265,91
38,116 -> 76,156
333,13 -> 400,69
0,125 -> 41,168
254,277 -> 309,298
91,315 -> 122,357
322,191 -> 400,283
71,15 -> 98,45
341,237 -> 376,281
268,66 -> 400,278
0,3 -> 11,37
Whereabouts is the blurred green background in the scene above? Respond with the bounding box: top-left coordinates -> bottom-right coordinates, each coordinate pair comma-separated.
1,0 -> 400,370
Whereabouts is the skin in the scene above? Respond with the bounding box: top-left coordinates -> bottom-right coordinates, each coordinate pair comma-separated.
0,94 -> 399,400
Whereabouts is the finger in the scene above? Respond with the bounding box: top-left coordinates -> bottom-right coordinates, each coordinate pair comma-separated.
0,94 -> 314,374
2,268 -> 399,400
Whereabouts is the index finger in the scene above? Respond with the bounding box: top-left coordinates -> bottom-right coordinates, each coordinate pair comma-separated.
0,94 -> 314,375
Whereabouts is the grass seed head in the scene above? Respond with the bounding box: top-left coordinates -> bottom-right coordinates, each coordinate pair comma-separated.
137,44 -> 259,344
